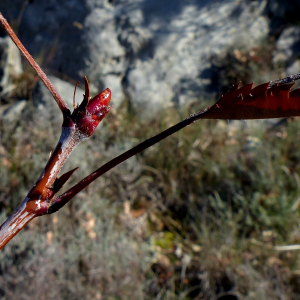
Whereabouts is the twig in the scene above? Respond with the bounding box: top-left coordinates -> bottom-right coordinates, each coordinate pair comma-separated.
2,10 -> 300,250
50,73 -> 300,211
269,73 -> 300,87
0,71 -> 111,248
49,112 -> 206,212
0,12 -> 113,250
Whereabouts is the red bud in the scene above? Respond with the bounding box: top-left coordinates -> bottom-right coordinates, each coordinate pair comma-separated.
70,87 -> 112,139
87,88 -> 111,114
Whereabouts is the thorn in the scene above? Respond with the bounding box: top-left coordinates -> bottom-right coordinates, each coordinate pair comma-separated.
52,167 -> 79,194
73,81 -> 80,110
84,76 -> 90,103
49,151 -> 52,159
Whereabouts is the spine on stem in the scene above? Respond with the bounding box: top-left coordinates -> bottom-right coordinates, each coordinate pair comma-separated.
0,78 -> 111,249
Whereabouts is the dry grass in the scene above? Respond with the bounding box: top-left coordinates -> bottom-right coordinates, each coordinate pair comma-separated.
1,91 -> 300,299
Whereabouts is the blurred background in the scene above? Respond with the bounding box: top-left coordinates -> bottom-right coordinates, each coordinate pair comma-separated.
1,0 -> 300,299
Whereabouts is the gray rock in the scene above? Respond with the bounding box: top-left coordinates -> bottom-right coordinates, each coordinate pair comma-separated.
273,27 -> 300,65
35,75 -> 84,128
0,36 -> 23,96
116,1 -> 269,117
81,7 -> 126,107
38,75 -> 83,108
3,0 -> 299,120
82,0 -> 270,118
0,100 -> 26,122
286,60 -> 300,76
0,37 -> 8,85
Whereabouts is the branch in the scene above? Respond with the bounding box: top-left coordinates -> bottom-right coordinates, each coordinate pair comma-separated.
0,12 -> 113,249
269,73 -> 300,87
48,77 -> 300,212
0,12 -> 70,116
0,77 -> 111,249
2,11 -> 300,250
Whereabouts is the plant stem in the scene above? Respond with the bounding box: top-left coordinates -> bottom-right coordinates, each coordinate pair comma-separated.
49,111 -> 207,212
269,73 -> 300,87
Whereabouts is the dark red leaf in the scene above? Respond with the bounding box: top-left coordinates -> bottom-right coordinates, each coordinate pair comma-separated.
199,82 -> 300,120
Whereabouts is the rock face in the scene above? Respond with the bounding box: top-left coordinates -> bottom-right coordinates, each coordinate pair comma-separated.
0,0 -> 299,119
0,36 -> 23,95
111,1 -> 269,117
34,75 -> 84,127
0,100 -> 26,122
273,27 -> 300,64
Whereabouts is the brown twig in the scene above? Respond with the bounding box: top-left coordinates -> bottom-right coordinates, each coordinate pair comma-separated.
0,12 -> 70,116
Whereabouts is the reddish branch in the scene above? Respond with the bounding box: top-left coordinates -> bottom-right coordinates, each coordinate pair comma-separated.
49,81 -> 300,211
1,12 -> 300,249
0,74 -> 111,248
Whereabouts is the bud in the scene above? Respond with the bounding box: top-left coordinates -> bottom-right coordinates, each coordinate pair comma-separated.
70,80 -> 111,139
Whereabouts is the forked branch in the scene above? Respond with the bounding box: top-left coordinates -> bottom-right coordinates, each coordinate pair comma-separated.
1,11 -> 300,249
49,79 -> 300,211
0,65 -> 111,248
